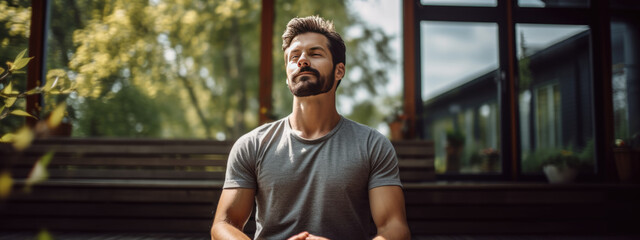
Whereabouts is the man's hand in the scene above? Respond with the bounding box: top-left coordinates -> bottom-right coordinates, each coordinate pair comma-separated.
288,231 -> 330,240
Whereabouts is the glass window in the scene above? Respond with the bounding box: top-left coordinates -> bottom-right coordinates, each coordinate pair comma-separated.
45,0 -> 261,139
0,0 -> 31,135
518,0 -> 589,8
611,18 -> 640,146
272,0 -> 403,137
610,0 -> 640,9
517,24 -> 596,174
420,21 -> 500,174
421,0 -> 497,7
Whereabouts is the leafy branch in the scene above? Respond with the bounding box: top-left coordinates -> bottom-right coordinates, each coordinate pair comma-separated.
0,49 -> 75,121
1,49 -> 74,200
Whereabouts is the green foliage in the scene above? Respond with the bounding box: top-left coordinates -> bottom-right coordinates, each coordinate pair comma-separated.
518,32 -> 532,92
75,86 -> 161,138
522,139 -> 595,173
446,129 -> 465,148
2,0 -> 398,140
0,0 -> 31,134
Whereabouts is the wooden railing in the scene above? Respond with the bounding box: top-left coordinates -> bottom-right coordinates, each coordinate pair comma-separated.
0,138 -> 435,234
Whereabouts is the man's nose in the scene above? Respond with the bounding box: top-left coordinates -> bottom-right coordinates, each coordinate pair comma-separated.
297,54 -> 310,67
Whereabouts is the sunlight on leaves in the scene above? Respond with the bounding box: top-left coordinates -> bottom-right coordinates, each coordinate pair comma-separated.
0,67 -> 4,75
1,81 -> 11,94
10,49 -> 32,71
13,49 -> 27,63
10,109 -> 37,119
12,126 -> 34,151
0,171 -> 13,200
11,56 -> 32,71
44,76 -> 59,91
0,133 -> 15,143
24,151 -> 54,192
4,96 -> 17,108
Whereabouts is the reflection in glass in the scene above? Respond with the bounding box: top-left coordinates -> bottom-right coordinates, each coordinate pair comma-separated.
421,0 -> 496,7
420,21 -> 500,174
0,0 -> 30,135
519,0 -> 589,8
517,24 -> 595,174
45,0 -> 261,139
611,19 -> 640,144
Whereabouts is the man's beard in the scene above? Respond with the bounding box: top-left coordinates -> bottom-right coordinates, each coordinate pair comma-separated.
288,66 -> 335,97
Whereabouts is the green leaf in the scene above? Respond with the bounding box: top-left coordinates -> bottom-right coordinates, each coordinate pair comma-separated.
4,97 -> 17,108
13,49 -> 27,63
25,87 -> 42,95
0,106 -> 10,120
1,81 -> 11,94
10,110 -> 38,119
0,67 -> 4,75
0,133 -> 15,143
47,102 -> 66,128
11,57 -> 32,71
0,171 -> 13,200
12,126 -> 33,151
25,151 -> 54,188
44,76 -> 60,91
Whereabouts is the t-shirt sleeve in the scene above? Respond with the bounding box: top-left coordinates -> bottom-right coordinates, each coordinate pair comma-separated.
368,131 -> 403,190
223,134 -> 258,189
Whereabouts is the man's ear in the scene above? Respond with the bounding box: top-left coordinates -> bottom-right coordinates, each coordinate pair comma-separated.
334,63 -> 345,80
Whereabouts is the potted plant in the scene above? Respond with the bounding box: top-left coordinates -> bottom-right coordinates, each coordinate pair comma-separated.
522,140 -> 594,183
613,134 -> 640,183
540,150 -> 581,184
385,107 -> 407,141
445,129 -> 464,173
481,147 -> 500,173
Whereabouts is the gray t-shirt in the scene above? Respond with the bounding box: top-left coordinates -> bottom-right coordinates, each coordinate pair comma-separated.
223,116 -> 402,240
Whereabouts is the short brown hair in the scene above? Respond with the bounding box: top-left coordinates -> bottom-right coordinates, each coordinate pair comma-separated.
282,16 -> 346,67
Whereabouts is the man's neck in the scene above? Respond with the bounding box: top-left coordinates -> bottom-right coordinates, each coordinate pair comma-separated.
289,94 -> 340,140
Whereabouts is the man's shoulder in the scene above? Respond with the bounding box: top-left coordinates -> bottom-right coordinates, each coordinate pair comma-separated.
340,117 -> 389,143
234,116 -> 288,146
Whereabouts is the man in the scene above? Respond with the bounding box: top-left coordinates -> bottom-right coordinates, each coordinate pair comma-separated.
211,16 -> 410,240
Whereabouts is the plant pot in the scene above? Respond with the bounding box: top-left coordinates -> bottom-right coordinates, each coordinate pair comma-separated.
614,147 -> 640,183
445,145 -> 462,173
388,121 -> 405,141
543,164 -> 577,184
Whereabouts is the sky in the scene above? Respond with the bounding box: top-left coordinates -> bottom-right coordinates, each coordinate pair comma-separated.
420,20 -> 588,101
344,0 -> 403,106
342,0 -> 403,135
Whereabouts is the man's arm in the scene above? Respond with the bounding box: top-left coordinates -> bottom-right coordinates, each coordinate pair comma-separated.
211,188 -> 255,240
369,186 -> 411,240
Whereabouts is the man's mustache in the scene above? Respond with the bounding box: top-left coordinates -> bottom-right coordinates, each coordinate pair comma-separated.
295,66 -> 320,78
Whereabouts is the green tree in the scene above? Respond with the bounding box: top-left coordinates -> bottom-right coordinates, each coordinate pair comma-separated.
0,0 -> 31,135
42,0 -> 397,139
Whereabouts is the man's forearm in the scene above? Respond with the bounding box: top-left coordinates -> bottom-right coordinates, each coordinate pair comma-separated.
210,221 -> 251,240
373,220 -> 411,240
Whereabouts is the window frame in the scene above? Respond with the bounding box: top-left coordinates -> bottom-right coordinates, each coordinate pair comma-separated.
412,0 -> 615,181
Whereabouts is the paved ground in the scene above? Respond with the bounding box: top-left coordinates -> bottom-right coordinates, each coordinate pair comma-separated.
1,232 -> 639,240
